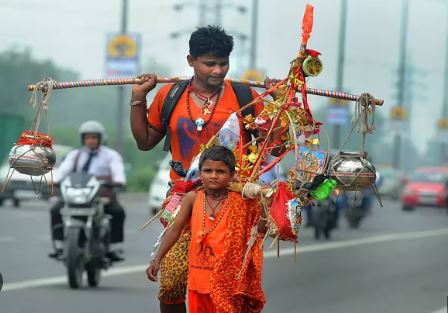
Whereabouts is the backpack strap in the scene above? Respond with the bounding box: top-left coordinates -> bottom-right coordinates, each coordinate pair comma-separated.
161,80 -> 190,151
230,82 -> 258,142
230,82 -> 255,117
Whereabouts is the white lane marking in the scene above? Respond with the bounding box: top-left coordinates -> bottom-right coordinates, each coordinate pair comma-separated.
264,227 -> 448,257
428,307 -> 447,313
3,277 -> 67,291
2,265 -> 147,291
3,228 -> 448,292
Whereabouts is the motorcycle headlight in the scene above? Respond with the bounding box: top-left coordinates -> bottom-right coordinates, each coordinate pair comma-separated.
65,187 -> 94,204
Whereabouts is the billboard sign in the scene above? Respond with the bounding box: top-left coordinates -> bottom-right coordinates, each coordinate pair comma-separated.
106,33 -> 140,78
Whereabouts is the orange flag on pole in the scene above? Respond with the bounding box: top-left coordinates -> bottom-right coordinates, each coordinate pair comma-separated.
301,4 -> 314,47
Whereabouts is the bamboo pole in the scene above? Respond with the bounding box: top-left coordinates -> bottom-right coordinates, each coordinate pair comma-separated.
27,76 -> 384,106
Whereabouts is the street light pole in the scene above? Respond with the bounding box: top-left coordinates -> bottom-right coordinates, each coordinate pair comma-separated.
199,0 -> 206,26
333,0 -> 348,149
393,0 -> 409,169
116,0 -> 128,154
440,7 -> 448,162
215,0 -> 222,26
249,0 -> 259,70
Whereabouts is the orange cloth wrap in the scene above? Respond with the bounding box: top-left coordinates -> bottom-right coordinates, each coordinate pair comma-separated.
209,192 -> 266,313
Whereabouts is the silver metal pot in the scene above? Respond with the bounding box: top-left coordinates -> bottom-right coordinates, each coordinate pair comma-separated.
328,151 -> 376,191
8,144 -> 56,176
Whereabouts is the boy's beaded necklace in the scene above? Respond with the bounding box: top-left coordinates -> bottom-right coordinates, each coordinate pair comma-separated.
205,192 -> 228,221
197,191 -> 229,244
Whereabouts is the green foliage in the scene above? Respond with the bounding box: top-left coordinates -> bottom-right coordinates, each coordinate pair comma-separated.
0,48 -> 78,119
122,139 -> 167,192
126,166 -> 157,192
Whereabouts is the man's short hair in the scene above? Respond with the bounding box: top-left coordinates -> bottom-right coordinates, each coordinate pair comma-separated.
189,25 -> 234,58
199,146 -> 236,172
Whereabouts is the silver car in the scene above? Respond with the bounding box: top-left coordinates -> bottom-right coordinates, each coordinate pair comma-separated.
148,154 -> 171,215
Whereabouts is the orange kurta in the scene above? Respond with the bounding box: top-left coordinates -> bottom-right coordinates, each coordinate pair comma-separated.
188,190 -> 229,294
147,81 -> 263,180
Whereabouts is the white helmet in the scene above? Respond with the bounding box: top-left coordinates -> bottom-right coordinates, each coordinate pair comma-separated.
79,120 -> 108,144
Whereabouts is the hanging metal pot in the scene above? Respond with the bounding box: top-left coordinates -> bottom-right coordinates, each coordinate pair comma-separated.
8,144 -> 56,176
328,151 -> 376,191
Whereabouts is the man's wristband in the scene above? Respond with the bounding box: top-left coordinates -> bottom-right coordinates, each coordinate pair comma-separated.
130,99 -> 147,107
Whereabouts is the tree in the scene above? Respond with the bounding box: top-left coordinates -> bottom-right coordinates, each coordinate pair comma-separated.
0,48 -> 78,118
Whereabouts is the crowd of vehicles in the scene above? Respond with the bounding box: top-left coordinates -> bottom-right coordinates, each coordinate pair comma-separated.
4,144 -> 448,259
147,158 -> 448,238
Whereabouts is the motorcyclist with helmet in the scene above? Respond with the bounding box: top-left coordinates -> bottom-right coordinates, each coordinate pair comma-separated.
48,120 -> 126,262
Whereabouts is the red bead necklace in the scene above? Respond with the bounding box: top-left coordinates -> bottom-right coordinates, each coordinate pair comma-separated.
186,79 -> 223,131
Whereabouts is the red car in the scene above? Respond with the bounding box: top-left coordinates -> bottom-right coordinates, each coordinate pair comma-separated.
401,167 -> 448,211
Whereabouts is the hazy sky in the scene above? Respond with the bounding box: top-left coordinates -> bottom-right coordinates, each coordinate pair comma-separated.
1,0 -> 447,151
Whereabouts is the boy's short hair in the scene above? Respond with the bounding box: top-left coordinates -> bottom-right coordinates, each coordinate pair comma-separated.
199,146 -> 236,172
189,25 -> 234,58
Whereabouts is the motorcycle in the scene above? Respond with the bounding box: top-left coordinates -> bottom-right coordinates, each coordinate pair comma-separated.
312,198 -> 338,240
341,189 -> 372,229
56,172 -> 116,289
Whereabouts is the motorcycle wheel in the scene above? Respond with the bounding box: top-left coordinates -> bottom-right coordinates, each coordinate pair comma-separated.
324,227 -> 331,239
348,216 -> 361,229
86,261 -> 101,287
345,209 -> 362,229
314,226 -> 320,239
66,227 -> 85,289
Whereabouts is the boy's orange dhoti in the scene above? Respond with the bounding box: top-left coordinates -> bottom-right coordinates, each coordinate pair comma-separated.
188,290 -> 216,313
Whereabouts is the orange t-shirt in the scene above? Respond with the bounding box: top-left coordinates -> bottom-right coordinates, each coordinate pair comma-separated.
188,190 -> 230,294
147,80 -> 262,180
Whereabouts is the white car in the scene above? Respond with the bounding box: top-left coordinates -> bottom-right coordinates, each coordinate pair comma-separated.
148,154 -> 171,215
0,144 -> 73,206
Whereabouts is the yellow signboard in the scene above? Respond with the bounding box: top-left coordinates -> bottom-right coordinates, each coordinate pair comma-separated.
107,34 -> 138,58
390,105 -> 407,120
437,117 -> 448,129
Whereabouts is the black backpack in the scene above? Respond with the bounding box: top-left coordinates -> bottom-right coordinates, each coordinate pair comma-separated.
161,80 -> 257,151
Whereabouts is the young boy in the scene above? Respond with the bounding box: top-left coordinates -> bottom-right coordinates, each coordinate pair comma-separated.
147,146 -> 266,313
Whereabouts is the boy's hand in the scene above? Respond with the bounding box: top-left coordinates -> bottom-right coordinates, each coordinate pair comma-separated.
146,259 -> 161,282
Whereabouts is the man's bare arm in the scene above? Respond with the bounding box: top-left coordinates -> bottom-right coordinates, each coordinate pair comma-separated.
130,73 -> 164,151
130,105 -> 164,150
